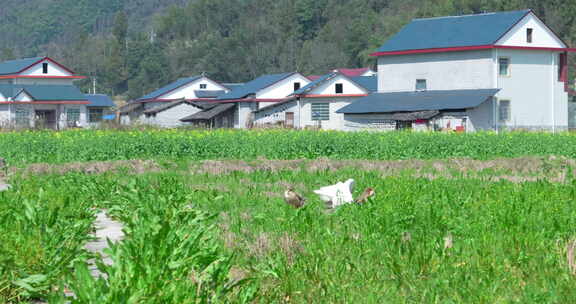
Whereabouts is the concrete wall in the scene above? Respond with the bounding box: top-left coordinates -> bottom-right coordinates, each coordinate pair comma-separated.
235,102 -> 255,128
0,104 -> 88,129
257,73 -> 311,99
495,49 -> 568,130
299,98 -> 356,130
308,74 -> 368,95
160,77 -> 228,100
145,103 -> 202,128
254,101 -> 298,126
14,78 -> 75,86
20,60 -> 71,77
378,50 -> 494,92
496,13 -> 565,48
343,114 -> 397,131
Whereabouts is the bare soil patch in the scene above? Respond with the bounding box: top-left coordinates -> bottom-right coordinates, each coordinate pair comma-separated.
18,159 -> 161,176
191,156 -> 576,183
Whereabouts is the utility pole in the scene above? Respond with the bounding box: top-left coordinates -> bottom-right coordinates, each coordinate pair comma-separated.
93,77 -> 97,94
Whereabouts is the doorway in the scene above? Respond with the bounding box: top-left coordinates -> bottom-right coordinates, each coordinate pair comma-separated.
35,110 -> 57,129
285,112 -> 294,128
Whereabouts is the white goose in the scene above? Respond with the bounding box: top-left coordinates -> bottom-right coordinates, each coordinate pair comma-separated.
314,179 -> 355,208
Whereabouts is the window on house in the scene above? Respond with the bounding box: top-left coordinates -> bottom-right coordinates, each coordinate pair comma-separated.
66,108 -> 81,126
88,108 -> 104,123
200,84 -> 207,89
15,108 -> 30,126
527,28 -> 533,43
311,103 -> 329,121
415,79 -> 427,91
335,83 -> 343,94
294,82 -> 301,91
42,63 -> 49,74
499,100 -> 511,122
498,58 -> 510,76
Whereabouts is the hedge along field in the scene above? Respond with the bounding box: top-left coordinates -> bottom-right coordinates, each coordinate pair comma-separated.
1,129 -> 576,165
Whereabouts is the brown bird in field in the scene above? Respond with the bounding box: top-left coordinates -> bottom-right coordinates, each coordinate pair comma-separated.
354,187 -> 375,204
284,188 -> 306,208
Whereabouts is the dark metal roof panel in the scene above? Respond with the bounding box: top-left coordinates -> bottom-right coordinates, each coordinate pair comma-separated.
337,89 -> 500,114
143,99 -> 204,114
0,57 -> 43,75
85,94 -> 115,107
194,90 -> 226,98
138,76 -> 202,100
181,103 -> 236,121
217,73 -> 295,100
377,10 -> 530,53
350,76 -> 377,92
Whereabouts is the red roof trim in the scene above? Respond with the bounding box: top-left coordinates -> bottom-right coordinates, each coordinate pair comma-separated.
370,45 -> 576,56
0,101 -> 90,104
0,75 -> 86,79
18,57 -> 78,76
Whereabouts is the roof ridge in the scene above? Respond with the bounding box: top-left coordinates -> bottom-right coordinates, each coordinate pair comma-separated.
413,9 -> 530,22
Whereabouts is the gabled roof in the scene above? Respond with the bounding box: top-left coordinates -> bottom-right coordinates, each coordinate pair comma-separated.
85,94 -> 115,107
292,72 -> 374,96
180,103 -> 236,121
0,57 -> 44,75
376,10 -> 531,54
334,68 -> 372,77
217,72 -> 296,100
293,73 -> 336,95
337,89 -> 500,114
0,84 -> 87,101
138,76 -> 202,100
195,90 -> 226,98
143,99 -> 205,115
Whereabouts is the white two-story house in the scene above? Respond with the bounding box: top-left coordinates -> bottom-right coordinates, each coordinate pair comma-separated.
0,57 -> 102,129
339,9 -> 574,132
253,72 -> 376,129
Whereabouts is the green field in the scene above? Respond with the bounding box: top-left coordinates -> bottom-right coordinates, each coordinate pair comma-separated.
1,130 -> 576,303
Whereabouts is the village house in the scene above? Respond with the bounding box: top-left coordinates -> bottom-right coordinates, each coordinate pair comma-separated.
253,72 -> 376,129
120,75 -> 233,127
0,57 -> 113,129
192,72 -> 312,129
339,9 -> 575,132
307,67 -> 376,81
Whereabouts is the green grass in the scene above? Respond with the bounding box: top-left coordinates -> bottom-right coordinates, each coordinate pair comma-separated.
3,168 -> 576,303
1,129 -> 576,166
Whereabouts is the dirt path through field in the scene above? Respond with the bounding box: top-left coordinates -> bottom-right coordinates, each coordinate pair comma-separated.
84,211 -> 125,279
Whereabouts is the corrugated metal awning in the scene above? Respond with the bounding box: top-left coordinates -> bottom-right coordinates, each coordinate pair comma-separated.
337,89 -> 500,114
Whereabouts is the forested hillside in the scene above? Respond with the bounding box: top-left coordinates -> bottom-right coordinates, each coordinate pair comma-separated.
1,0 -> 575,100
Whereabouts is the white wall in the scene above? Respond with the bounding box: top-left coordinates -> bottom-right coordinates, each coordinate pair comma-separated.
235,102 -> 255,128
146,103 -> 202,128
14,78 -> 74,85
0,104 -> 9,126
496,13 -> 566,48
256,73 -> 311,99
19,60 -> 72,77
299,98 -> 357,130
495,48 -> 568,130
342,114 -> 397,131
254,101 -> 298,126
160,77 -> 228,100
308,74 -> 368,95
14,91 -> 33,102
377,50 -> 494,92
